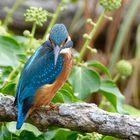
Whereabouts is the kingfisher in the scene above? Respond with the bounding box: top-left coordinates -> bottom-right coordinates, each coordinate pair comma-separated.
15,24 -> 73,129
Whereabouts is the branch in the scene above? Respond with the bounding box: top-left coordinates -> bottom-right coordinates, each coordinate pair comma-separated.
0,93 -> 140,139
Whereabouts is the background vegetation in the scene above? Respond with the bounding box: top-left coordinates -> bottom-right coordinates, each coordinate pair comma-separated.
0,0 -> 140,139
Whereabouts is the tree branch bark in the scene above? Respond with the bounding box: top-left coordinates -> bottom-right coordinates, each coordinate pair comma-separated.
0,93 -> 140,139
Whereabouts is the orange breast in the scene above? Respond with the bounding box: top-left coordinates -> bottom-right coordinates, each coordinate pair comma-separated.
33,49 -> 73,107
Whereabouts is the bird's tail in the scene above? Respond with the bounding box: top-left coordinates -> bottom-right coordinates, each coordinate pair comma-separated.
16,104 -> 26,129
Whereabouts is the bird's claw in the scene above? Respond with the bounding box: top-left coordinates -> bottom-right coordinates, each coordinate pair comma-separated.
46,103 -> 60,112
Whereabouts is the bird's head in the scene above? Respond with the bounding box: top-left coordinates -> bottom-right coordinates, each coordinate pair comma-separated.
48,24 -> 73,65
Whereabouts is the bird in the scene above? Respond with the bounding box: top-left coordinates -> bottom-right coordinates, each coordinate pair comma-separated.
14,24 -> 73,129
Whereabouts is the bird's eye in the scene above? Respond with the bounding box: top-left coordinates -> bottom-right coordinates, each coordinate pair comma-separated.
49,37 -> 55,47
64,37 -> 68,43
60,37 -> 68,48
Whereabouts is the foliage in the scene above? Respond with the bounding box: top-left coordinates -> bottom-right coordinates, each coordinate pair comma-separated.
69,66 -> 100,100
0,36 -> 23,66
0,0 -> 139,140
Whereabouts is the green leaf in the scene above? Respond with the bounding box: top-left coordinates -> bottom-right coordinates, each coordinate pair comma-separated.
60,83 -> 73,94
102,136 -> 121,140
6,122 -> 42,137
52,92 -> 64,103
0,66 -> 13,76
0,35 -> 23,66
99,80 -> 125,113
16,53 -> 27,64
86,60 -> 112,79
69,66 -> 100,100
13,35 -> 28,44
1,82 -> 16,95
43,128 -> 57,140
59,89 -> 74,103
53,83 -> 80,103
44,128 -> 77,140
124,104 -> 140,116
59,83 -> 76,103
19,131 -> 37,139
0,125 -> 12,140
0,66 -> 13,85
104,103 -> 116,113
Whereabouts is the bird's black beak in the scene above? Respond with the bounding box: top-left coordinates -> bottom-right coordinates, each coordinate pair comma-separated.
54,45 -> 61,66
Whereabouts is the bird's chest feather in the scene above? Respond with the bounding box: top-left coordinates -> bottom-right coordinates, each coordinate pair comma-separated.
34,51 -> 72,107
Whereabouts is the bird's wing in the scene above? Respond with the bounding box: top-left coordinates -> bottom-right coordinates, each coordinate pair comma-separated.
16,41 -> 64,104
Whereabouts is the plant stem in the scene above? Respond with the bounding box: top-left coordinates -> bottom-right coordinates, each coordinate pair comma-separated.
28,22 -> 37,50
7,64 -> 22,81
31,22 -> 37,37
109,0 -> 140,71
135,25 -> 140,59
3,0 -> 23,28
43,0 -> 65,41
69,7 -> 83,34
78,10 -> 106,62
113,73 -> 121,82
2,63 -> 22,87
132,24 -> 140,107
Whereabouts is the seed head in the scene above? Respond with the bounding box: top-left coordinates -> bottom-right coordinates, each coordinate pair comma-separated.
99,0 -> 122,11
116,60 -> 133,78
24,7 -> 48,26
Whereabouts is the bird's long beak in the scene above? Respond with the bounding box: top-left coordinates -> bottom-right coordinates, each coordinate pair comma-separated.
54,45 -> 61,66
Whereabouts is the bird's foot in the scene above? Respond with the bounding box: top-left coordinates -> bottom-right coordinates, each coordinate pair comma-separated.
46,103 -> 60,112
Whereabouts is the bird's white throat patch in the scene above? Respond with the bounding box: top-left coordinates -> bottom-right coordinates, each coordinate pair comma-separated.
60,48 -> 71,54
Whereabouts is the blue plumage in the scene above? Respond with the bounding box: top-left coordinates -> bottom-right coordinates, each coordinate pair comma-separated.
15,23 -> 73,129
49,24 -> 68,46
16,42 -> 64,129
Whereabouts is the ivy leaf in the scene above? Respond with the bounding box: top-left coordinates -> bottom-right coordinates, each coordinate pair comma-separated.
0,36 -> 23,66
0,66 -> 13,76
69,66 -> 100,100
16,54 -> 27,64
60,83 -> 73,94
6,122 -> 42,137
0,66 -> 13,85
99,80 -> 126,113
102,136 -> 121,140
124,104 -> 140,116
0,125 -> 12,140
44,128 -> 77,140
59,83 -> 79,103
53,83 -> 79,103
1,82 -> 16,95
86,60 -> 112,79
19,131 -> 40,139
13,35 -> 28,44
59,89 -> 74,103
52,92 -> 64,103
